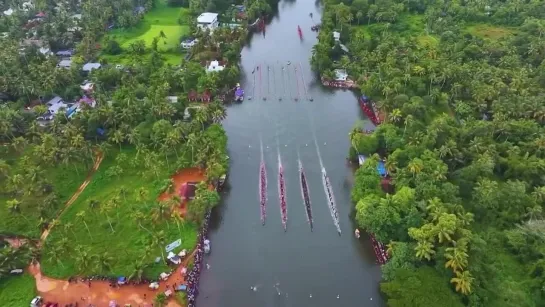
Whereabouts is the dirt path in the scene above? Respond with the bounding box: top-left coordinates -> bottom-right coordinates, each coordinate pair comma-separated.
29,249 -> 198,307
39,153 -> 104,243
27,167 -> 207,307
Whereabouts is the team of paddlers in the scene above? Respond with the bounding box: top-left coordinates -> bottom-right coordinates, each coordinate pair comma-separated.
278,165 -> 288,231
259,161 -> 267,225
299,162 -> 314,231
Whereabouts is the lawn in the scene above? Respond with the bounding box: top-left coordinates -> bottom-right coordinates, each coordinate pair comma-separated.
352,14 -> 438,48
465,24 -> 518,41
41,147 -> 199,279
106,0 -> 190,52
0,146 -> 91,238
0,274 -> 37,307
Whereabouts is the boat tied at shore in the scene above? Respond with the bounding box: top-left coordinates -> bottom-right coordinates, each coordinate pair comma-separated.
358,94 -> 384,126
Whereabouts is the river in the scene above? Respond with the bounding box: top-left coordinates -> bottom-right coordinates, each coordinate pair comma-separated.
197,1 -> 383,306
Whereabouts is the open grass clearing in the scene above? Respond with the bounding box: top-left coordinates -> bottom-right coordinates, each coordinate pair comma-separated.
41,147 -> 199,279
0,273 -> 37,307
0,146 -> 91,238
106,0 -> 190,52
465,23 -> 518,41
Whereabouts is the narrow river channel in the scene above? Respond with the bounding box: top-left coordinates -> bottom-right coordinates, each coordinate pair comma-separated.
198,1 -> 383,306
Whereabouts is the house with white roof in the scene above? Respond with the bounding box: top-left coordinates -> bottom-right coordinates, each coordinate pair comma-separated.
3,8 -> 14,16
334,69 -> 348,81
197,12 -> 219,31
333,31 -> 340,42
82,63 -> 101,72
206,60 -> 224,73
57,59 -> 72,69
181,38 -> 198,49
46,96 -> 67,114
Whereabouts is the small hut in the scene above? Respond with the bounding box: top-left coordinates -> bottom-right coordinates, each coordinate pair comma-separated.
188,90 -> 198,102
200,90 -> 211,102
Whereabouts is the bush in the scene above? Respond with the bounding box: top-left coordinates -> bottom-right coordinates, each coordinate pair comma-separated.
104,39 -> 122,55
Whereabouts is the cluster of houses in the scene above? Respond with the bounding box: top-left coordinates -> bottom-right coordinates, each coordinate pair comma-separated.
36,80 -> 96,125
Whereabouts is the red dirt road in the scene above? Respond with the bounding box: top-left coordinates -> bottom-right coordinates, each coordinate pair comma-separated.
29,168 -> 206,306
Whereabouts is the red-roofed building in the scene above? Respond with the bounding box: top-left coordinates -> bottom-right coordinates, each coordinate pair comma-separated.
188,90 -> 198,101
200,90 -> 211,102
179,182 -> 198,200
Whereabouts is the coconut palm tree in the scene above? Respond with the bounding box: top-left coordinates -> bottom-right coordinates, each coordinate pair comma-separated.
151,202 -> 171,228
76,210 -> 92,239
131,211 -> 152,234
94,251 -> 114,273
415,240 -> 435,261
75,245 -> 92,273
100,202 -> 115,233
152,230 -> 167,263
450,270 -> 474,295
171,209 -> 185,234
445,244 -> 469,272
47,246 -> 65,268
129,260 -> 147,282
63,222 -> 76,238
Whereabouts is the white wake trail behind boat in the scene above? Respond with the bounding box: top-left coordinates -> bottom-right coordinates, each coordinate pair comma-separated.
308,112 -> 341,235
275,118 -> 288,231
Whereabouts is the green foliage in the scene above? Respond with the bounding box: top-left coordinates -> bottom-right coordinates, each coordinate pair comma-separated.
0,273 -> 37,307
41,149 -> 199,279
0,145 -> 91,238
335,0 -> 545,304
381,267 -> 464,307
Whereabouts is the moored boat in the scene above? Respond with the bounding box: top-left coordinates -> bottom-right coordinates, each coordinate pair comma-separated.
358,95 -> 383,126
234,83 -> 244,102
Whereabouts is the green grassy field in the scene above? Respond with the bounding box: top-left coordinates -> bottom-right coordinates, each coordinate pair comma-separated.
0,146 -> 91,238
352,14 -> 438,48
41,148 -> 198,279
107,1 -> 190,52
0,274 -> 37,307
465,23 -> 518,41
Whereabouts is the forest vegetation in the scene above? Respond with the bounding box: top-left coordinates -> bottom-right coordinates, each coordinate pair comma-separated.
313,0 -> 545,306
0,0 -> 269,302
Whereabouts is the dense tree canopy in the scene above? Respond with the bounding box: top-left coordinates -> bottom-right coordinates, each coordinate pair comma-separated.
315,0 -> 545,305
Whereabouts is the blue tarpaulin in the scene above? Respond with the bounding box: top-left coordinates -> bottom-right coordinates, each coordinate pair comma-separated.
377,161 -> 387,177
117,277 -> 127,284
176,284 -> 187,291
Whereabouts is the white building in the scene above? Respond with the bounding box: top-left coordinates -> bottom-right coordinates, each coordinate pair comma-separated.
46,96 -> 67,114
333,31 -> 341,42
181,38 -> 198,49
197,12 -> 219,31
334,69 -> 348,81
82,63 -> 101,72
57,59 -> 72,69
207,60 -> 224,73
3,8 -> 14,16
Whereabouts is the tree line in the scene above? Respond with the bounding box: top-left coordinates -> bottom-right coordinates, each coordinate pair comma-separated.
314,0 -> 545,306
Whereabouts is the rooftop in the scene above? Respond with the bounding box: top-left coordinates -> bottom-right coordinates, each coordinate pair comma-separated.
197,12 -> 218,24
57,59 -> 72,68
46,96 -> 67,114
179,182 -> 198,200
82,63 -> 101,72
